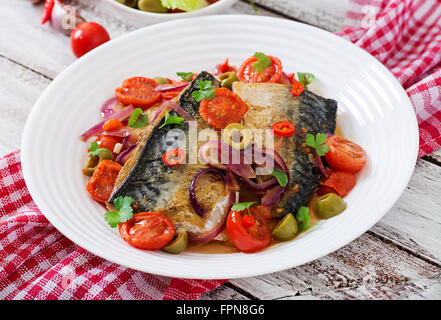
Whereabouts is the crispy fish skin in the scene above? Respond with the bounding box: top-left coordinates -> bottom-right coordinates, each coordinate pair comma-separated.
108,72 -> 225,240
233,82 -> 337,216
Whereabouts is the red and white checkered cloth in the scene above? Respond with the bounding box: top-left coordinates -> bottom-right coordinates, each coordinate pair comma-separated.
339,0 -> 441,157
0,150 -> 225,299
1,0 -> 440,300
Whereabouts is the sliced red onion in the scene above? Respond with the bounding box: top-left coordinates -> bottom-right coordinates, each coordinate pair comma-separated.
190,192 -> 235,244
315,152 -> 330,179
262,186 -> 286,207
101,129 -> 130,138
154,82 -> 189,93
79,105 -> 134,141
152,101 -> 194,123
51,1 -> 86,36
115,145 -> 136,165
100,97 -> 119,119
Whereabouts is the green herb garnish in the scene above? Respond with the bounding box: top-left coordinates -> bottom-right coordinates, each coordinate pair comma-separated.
271,169 -> 288,187
253,52 -> 272,73
105,196 -> 134,228
161,0 -> 202,12
305,133 -> 330,157
231,201 -> 256,213
297,72 -> 316,89
177,72 -> 194,82
192,80 -> 217,103
87,141 -> 111,158
249,0 -> 260,14
296,206 -> 310,231
128,108 -> 148,129
159,111 -> 185,129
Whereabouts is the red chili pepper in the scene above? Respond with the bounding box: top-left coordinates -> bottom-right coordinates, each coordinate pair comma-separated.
271,121 -> 295,137
41,0 -> 55,25
163,148 -> 185,166
291,81 -> 304,96
241,215 -> 256,228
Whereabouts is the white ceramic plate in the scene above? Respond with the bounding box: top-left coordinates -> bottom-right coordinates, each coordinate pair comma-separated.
21,15 -> 418,279
104,0 -> 238,25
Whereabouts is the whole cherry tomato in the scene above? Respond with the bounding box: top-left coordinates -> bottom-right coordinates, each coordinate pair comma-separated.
71,22 -> 110,58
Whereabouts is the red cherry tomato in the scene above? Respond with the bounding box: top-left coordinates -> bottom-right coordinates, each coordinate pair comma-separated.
237,55 -> 283,83
226,208 -> 271,253
115,77 -> 162,109
318,171 -> 357,198
272,121 -> 295,137
86,160 -> 122,203
70,22 -> 110,58
119,212 -> 175,250
216,58 -> 236,75
200,88 -> 249,130
102,118 -> 123,131
96,135 -> 122,152
325,135 -> 367,173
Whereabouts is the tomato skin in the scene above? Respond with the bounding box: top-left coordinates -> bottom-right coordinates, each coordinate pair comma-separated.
237,56 -> 283,83
96,135 -> 122,152
200,88 -> 249,130
86,160 -> 122,203
70,22 -> 110,58
103,118 -> 123,131
118,212 -> 175,250
115,77 -> 162,109
291,81 -> 304,96
318,171 -> 356,198
272,121 -> 295,137
226,210 -> 271,253
325,135 -> 367,173
216,58 -> 236,75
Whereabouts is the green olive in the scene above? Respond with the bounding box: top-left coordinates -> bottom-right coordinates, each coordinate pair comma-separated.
118,0 -> 138,8
316,193 -> 346,219
218,72 -> 238,90
271,214 -> 298,241
153,77 -> 170,85
98,149 -> 114,161
138,0 -> 168,13
82,151 -> 114,177
162,230 -> 188,254
222,123 -> 252,150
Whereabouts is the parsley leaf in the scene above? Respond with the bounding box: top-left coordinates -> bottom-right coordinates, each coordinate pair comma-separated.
159,111 -> 184,129
87,141 -> 111,158
192,80 -> 216,103
296,206 -> 310,231
231,202 -> 256,212
253,52 -> 272,73
128,108 -> 148,129
271,169 -> 288,187
297,72 -> 316,89
104,196 -> 134,228
305,133 -> 330,157
177,72 -> 194,82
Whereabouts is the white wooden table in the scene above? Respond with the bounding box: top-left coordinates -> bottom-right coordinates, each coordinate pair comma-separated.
1,0 -> 440,300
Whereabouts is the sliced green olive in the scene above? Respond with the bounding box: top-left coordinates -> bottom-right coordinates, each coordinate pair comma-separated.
271,213 -> 298,241
138,0 -> 168,13
316,193 -> 346,219
82,150 -> 114,177
222,123 -> 252,150
218,72 -> 238,90
153,77 -> 170,85
98,149 -> 114,161
162,230 -> 188,254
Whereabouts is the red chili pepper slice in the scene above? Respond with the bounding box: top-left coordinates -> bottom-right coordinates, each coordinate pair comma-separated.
271,121 -> 295,137
291,81 -> 304,96
41,0 -> 55,24
163,148 -> 185,166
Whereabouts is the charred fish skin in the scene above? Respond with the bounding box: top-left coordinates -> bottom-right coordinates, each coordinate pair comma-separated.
109,72 -> 220,213
280,90 -> 337,216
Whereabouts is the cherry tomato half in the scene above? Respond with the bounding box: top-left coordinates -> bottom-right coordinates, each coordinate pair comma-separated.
200,88 -> 249,130
115,77 -> 162,109
119,212 -> 175,250
325,135 -> 367,173
226,208 -> 271,253
96,135 -> 122,153
237,55 -> 283,83
272,121 -> 295,137
86,160 -> 122,203
70,22 -> 110,58
318,170 -> 356,198
103,118 -> 123,131
163,148 -> 185,166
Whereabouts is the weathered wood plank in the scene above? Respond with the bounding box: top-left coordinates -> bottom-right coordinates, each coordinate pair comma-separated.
425,148 -> 441,165
229,232 -> 441,300
250,0 -> 348,32
0,57 -> 51,156
199,285 -> 250,300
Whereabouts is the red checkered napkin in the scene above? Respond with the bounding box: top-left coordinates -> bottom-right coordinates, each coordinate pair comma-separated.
0,150 -> 225,300
339,0 -> 441,157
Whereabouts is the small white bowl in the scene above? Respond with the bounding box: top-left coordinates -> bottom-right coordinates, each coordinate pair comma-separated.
104,0 -> 239,26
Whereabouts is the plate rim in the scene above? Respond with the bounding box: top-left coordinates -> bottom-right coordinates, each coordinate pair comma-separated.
21,15 -> 419,279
